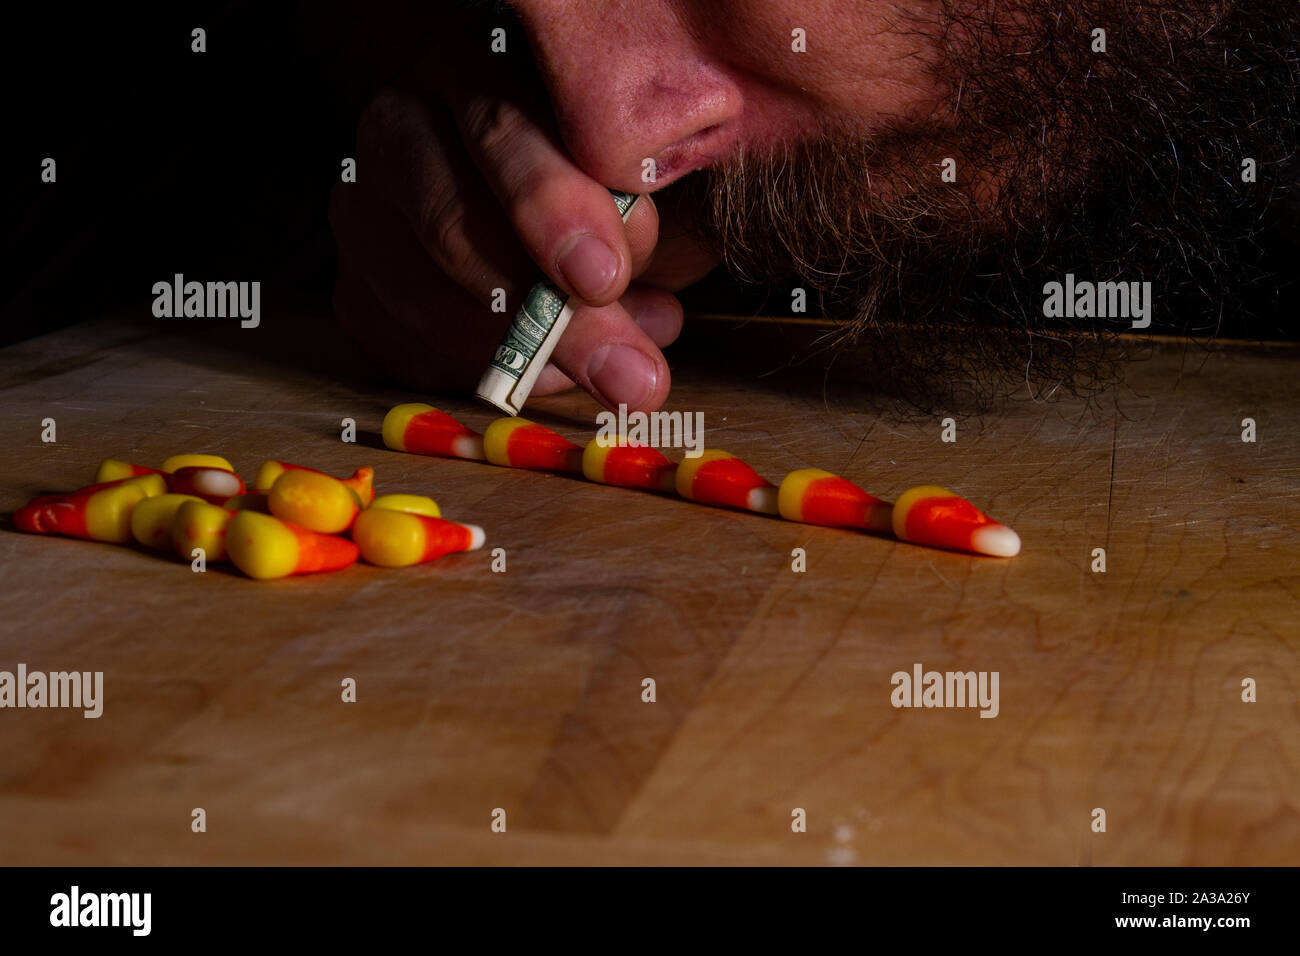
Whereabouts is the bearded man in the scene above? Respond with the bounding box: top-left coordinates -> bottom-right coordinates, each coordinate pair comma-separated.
330,1 -> 1298,410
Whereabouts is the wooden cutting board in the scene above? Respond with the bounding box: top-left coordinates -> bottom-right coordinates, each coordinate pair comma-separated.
0,312 -> 1296,865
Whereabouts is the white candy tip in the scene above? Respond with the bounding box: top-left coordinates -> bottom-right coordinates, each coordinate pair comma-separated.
463,523 -> 486,551
454,436 -> 487,461
971,524 -> 1021,558
748,486 -> 780,515
196,469 -> 242,497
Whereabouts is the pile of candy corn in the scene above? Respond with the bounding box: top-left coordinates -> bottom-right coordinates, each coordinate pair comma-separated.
13,454 -> 484,579
384,403 -> 1021,558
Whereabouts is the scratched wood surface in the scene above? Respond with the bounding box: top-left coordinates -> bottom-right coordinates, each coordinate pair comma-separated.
0,312 -> 1296,866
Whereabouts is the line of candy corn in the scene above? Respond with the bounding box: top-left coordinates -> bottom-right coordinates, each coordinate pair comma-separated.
483,417 -> 584,474
382,404 -> 1021,557
582,437 -> 678,493
778,468 -> 893,533
892,485 -> 1021,557
676,449 -> 778,515
383,403 -> 486,461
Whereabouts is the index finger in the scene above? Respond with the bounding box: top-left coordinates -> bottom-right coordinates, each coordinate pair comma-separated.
451,90 -> 659,305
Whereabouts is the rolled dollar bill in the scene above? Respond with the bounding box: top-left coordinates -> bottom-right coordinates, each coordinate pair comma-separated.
476,189 -> 642,415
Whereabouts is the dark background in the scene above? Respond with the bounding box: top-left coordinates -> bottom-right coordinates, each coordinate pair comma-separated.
3,2 -> 417,346
3,2 -> 1295,350
1,1 -> 763,350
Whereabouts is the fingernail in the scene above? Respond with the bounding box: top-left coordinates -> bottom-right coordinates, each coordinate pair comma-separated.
588,344 -> 657,409
633,303 -> 679,346
558,235 -> 619,301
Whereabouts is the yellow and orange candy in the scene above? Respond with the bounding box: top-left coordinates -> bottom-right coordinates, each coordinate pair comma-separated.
94,459 -> 166,483
352,509 -> 484,568
14,474 -> 165,543
369,493 -> 440,518
225,511 -> 359,580
484,417 -> 583,475
582,437 -> 677,493
778,468 -> 893,533
171,500 -> 236,561
130,493 -> 203,550
167,466 -> 245,504
383,403 -> 486,461
892,485 -> 1021,557
160,453 -> 234,473
267,469 -> 362,534
253,461 -> 374,505
675,450 -> 778,515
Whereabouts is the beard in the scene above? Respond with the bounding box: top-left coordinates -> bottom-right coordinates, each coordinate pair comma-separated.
673,0 -> 1300,410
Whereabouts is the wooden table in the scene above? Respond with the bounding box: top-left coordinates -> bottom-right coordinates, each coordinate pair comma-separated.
1,312 -> 1296,865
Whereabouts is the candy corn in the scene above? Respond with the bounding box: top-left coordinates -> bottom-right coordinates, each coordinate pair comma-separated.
95,459 -> 166,483
352,509 -> 484,568
15,474 -> 164,542
253,460 -> 300,492
344,466 -> 375,505
167,466 -> 245,504
370,493 -> 441,518
130,493 -> 203,550
253,461 -> 375,504
383,403 -> 486,461
171,500 -> 235,561
675,450 -> 778,515
19,441 -> 501,576
225,511 -> 359,579
892,485 -> 1021,557
484,417 -> 583,474
267,469 -> 361,533
26,473 -> 168,507
160,453 -> 233,473
778,468 -> 893,533
582,437 -> 677,493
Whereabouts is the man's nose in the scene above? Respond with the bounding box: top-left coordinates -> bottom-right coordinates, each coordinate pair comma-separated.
517,1 -> 742,189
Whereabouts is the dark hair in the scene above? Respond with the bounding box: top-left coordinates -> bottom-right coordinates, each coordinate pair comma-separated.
679,0 -> 1299,409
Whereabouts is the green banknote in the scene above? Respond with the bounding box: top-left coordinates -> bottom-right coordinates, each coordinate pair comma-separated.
483,189 -> 641,385
487,282 -> 567,381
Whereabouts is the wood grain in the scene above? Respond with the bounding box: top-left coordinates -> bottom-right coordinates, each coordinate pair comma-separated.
0,313 -> 1296,865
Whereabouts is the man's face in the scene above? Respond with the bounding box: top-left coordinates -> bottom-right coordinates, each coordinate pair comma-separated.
509,0 -> 948,191
507,0 -> 1294,405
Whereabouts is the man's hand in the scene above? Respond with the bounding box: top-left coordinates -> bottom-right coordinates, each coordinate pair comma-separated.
330,84 -> 717,412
